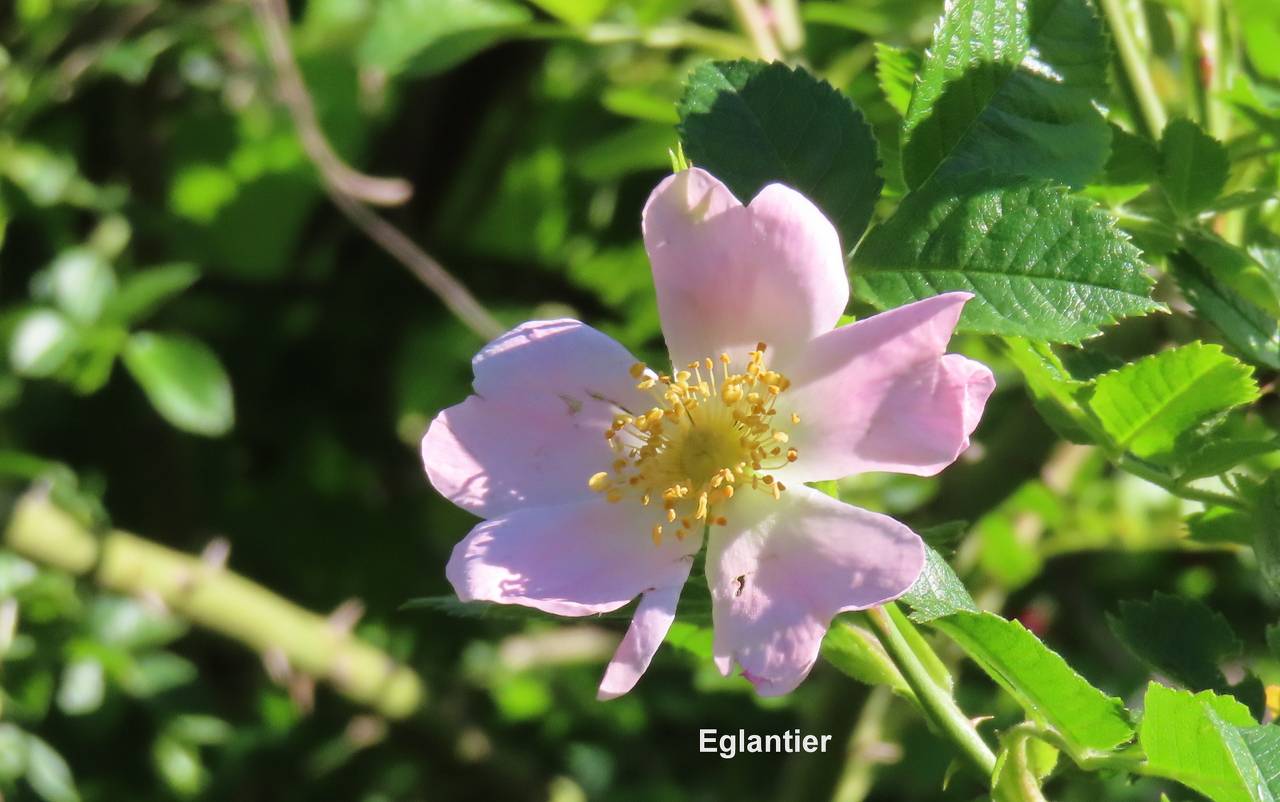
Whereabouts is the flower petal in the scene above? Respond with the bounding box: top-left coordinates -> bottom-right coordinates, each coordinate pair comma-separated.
422,319 -> 650,518
707,485 -> 924,696
597,582 -> 683,700
642,168 -> 848,366
779,293 -> 995,482
447,497 -> 701,617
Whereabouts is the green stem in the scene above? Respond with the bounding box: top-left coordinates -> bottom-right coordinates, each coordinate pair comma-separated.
864,605 -> 997,780
1114,454 -> 1248,510
1099,0 -> 1167,137
4,492 -> 425,719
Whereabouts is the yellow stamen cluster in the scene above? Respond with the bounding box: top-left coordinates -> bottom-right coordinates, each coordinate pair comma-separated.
587,343 -> 799,545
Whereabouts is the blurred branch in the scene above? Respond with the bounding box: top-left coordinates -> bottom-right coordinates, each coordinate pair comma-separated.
4,491 -> 426,720
1099,0 -> 1167,138
249,0 -> 505,342
729,0 -> 783,61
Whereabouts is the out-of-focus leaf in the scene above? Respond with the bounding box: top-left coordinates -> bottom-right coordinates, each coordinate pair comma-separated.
935,612 -> 1135,756
1252,475 -> 1280,598
1087,343 -> 1259,460
1188,506 -> 1254,546
1139,683 -> 1269,802
855,174 -> 1159,342
122,332 -> 234,436
1159,119 -> 1230,218
103,263 -> 200,325
86,597 -> 186,650
1238,0 -> 1280,80
358,0 -> 533,77
9,310 -> 77,378
24,734 -> 80,802
152,736 -> 206,797
901,0 -> 1110,189
45,249 -> 116,325
678,60 -> 883,249
1108,593 -> 1240,693
0,724 -> 26,782
56,659 -> 105,715
121,652 -> 198,697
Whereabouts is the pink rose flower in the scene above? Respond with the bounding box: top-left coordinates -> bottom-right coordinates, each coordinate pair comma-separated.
422,168 -> 995,699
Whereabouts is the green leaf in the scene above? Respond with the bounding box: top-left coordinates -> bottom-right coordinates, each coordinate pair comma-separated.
1108,593 -> 1241,693
821,617 -> 914,700
678,60 -> 883,249
934,611 -> 1134,756
1252,475 -> 1280,598
1086,123 -> 1159,206
1139,683 -> 1269,802
45,248 -> 116,325
103,263 -> 200,325
1173,249 -> 1280,370
875,43 -> 920,118
901,0 -> 1110,190
1086,343 -> 1259,460
1159,118 -> 1230,218
1188,506 -> 1254,546
358,0 -> 533,77
123,332 -> 234,437
56,659 -> 105,716
9,309 -> 78,378
900,545 -> 979,623
23,734 -> 80,802
1239,0 -> 1280,80
1176,436 -> 1280,481
854,174 -> 1160,342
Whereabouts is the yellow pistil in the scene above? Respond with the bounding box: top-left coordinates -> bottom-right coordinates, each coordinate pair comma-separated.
588,344 -> 798,542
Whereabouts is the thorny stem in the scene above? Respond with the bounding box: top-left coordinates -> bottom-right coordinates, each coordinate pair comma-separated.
249,0 -> 505,342
1099,0 -> 1168,138
864,605 -> 998,781
3,491 -> 425,719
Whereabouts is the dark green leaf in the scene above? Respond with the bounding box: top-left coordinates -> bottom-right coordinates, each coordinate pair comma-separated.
103,263 -> 199,325
1252,475 -> 1280,598
358,0 -> 533,78
1173,249 -> 1280,370
855,174 -> 1160,342
1159,118 -> 1230,218
1108,593 -> 1240,693
901,0 -> 1110,189
678,60 -> 883,249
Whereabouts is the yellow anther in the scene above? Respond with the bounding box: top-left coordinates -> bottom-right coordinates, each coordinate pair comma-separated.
652,524 -> 663,545
630,362 -> 647,379
588,471 -> 611,491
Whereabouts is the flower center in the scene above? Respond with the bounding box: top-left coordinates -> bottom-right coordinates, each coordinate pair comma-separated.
587,343 -> 799,544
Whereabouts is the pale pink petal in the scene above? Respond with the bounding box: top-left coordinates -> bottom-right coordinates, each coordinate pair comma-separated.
778,293 -> 995,482
447,497 -> 701,617
642,168 -> 848,366
597,582 -> 682,700
422,319 -> 650,518
708,485 -> 924,696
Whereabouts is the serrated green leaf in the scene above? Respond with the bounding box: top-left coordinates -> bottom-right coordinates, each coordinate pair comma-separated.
935,611 -> 1135,755
1177,436 -> 1280,481
123,332 -> 234,437
1188,506 -> 1254,546
900,545 -> 979,623
1174,250 -> 1280,370
1087,343 -> 1259,460
678,60 -> 883,249
901,0 -> 1110,189
1159,118 -> 1230,218
1002,338 -> 1098,444
1108,593 -> 1240,693
855,174 -> 1160,342
1139,683 -> 1269,802
1087,123 -> 1159,206
875,43 -> 920,118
